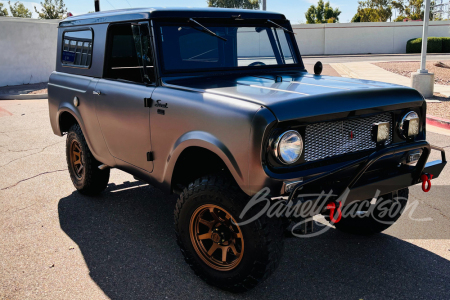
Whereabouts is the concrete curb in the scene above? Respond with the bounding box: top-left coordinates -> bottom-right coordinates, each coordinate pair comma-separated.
0,94 -> 48,100
426,114 -> 450,130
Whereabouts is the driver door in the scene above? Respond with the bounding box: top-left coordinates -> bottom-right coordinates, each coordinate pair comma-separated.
95,22 -> 156,172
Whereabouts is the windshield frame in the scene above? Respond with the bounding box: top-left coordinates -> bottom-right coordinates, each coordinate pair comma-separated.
152,18 -> 304,76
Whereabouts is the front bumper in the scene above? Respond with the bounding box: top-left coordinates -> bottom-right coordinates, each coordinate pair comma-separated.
287,140 -> 447,205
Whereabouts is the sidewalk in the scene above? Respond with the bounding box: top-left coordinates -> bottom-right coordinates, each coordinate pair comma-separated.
428,123 -> 450,136
331,62 -> 450,97
0,82 -> 48,100
331,61 -> 450,130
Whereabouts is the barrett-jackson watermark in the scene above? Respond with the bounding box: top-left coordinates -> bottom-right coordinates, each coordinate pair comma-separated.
234,187 -> 432,238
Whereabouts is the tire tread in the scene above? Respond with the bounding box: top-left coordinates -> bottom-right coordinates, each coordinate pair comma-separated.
66,124 -> 110,195
174,174 -> 284,293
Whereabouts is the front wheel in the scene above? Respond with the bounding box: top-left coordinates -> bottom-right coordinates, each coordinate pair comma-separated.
174,175 -> 284,292
334,188 -> 409,235
66,124 -> 110,195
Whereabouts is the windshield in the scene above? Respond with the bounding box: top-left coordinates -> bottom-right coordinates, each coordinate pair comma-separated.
155,21 -> 301,73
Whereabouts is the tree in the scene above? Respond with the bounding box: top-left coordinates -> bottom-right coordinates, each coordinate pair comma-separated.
305,0 -> 341,24
9,1 -> 32,18
355,0 -> 392,22
391,0 -> 434,21
34,0 -> 67,19
351,13 -> 362,22
0,3 -> 9,16
207,0 -> 260,9
353,0 -> 436,22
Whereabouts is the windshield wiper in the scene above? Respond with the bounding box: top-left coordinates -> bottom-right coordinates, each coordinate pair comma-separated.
189,18 -> 227,42
267,20 -> 296,34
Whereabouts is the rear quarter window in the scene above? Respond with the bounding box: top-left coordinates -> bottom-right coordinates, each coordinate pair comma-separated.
62,30 -> 93,68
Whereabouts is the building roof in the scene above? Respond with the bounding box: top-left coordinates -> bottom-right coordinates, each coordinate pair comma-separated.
60,7 -> 286,27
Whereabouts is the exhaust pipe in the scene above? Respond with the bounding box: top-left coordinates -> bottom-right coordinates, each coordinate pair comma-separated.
94,0 -> 100,12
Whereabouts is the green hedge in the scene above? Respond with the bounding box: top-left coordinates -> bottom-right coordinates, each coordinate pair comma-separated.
406,37 -> 450,53
442,37 -> 450,53
406,38 -> 422,53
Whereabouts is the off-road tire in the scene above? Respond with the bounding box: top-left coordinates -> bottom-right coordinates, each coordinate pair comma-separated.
66,124 -> 110,195
334,188 -> 409,235
174,175 -> 284,293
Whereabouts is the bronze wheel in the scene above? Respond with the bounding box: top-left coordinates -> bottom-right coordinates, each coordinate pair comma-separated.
189,204 -> 244,271
175,174 -> 284,292
66,124 -> 110,195
70,140 -> 84,179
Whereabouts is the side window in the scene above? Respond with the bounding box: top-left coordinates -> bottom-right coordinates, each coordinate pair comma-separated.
273,28 -> 295,64
236,27 -> 295,66
104,23 -> 155,84
62,30 -> 93,68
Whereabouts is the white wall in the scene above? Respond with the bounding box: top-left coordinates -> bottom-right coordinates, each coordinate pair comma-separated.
0,17 -> 59,87
293,21 -> 450,55
0,18 -> 449,87
237,27 -> 292,57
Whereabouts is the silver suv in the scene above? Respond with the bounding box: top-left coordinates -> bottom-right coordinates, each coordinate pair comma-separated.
48,7 -> 446,292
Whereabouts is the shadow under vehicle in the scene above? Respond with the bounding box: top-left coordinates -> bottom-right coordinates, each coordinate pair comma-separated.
58,181 -> 450,299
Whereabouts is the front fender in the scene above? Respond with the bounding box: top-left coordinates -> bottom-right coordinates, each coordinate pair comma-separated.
163,131 -> 244,191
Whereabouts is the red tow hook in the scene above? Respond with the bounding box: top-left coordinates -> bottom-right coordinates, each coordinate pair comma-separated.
326,201 -> 342,223
421,173 -> 433,192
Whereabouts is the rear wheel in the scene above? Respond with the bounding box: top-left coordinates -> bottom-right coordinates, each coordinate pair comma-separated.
334,188 -> 409,235
66,124 -> 110,195
174,175 -> 284,292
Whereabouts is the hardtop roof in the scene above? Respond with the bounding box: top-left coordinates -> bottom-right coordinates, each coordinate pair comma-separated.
59,7 -> 286,27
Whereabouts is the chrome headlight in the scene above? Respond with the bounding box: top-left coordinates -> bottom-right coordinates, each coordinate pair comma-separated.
273,130 -> 303,164
399,111 -> 420,139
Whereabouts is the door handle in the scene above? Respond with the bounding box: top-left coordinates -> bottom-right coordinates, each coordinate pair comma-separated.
93,90 -> 101,95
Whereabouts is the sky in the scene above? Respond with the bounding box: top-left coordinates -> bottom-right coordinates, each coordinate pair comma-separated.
1,0 -> 360,23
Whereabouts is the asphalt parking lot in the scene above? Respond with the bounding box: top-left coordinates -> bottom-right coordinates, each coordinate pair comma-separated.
1,99 -> 450,299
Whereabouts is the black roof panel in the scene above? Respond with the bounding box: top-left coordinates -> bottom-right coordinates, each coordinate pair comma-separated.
59,7 -> 286,27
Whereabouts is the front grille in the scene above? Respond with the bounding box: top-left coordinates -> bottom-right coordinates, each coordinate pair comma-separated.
304,113 -> 393,162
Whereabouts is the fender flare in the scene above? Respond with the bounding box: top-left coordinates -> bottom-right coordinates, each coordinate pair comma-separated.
57,104 -> 84,134
56,105 -> 97,159
163,131 -> 246,193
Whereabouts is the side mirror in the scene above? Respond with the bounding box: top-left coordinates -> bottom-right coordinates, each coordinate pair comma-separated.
314,61 -> 323,75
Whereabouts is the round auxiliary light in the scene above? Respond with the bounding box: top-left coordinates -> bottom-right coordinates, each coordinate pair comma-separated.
398,111 -> 420,139
274,130 -> 303,164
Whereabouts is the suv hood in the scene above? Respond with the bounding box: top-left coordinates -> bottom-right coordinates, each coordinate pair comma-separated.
163,72 -> 424,122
